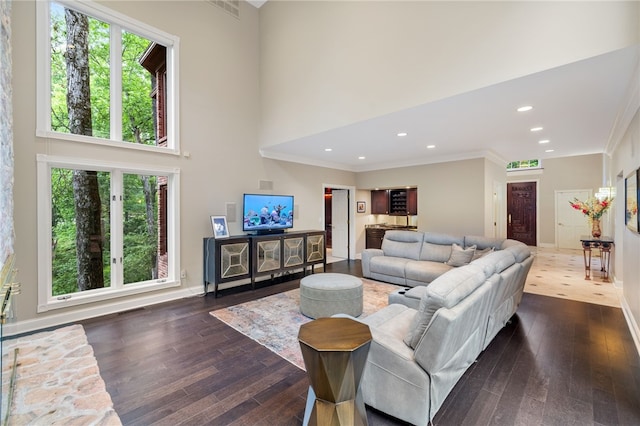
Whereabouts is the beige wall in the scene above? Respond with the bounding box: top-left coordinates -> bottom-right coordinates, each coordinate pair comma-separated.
357,159 -> 487,236
509,154 -> 604,246
10,1 -> 356,331
610,109 -> 640,348
259,1 -> 638,148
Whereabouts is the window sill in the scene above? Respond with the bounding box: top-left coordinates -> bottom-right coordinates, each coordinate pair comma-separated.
36,129 -> 180,156
37,279 -> 181,313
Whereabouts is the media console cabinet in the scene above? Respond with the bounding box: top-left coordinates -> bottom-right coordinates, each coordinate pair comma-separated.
203,230 -> 326,297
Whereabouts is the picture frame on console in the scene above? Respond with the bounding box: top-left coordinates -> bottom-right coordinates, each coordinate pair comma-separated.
357,201 -> 366,213
625,169 -> 639,233
211,215 -> 230,239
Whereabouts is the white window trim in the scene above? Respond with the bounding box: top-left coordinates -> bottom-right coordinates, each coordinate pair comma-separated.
36,154 -> 181,312
36,0 -> 181,155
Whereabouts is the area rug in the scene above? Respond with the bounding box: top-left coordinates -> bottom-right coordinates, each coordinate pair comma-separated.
1,324 -> 121,425
210,279 -> 398,370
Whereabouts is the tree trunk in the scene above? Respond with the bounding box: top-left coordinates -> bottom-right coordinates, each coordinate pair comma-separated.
73,170 -> 104,291
66,9 -> 104,290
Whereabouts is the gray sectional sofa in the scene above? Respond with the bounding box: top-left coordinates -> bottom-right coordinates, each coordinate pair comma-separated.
346,230 -> 533,425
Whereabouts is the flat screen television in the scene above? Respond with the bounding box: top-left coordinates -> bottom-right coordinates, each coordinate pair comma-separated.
242,193 -> 294,234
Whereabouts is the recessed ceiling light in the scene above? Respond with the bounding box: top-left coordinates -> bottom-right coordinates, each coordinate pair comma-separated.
538,139 -> 550,144
324,148 -> 332,152
358,156 -> 365,160
530,127 -> 543,132
427,145 -> 435,149
397,132 -> 408,137
545,149 -> 554,153
517,105 -> 533,112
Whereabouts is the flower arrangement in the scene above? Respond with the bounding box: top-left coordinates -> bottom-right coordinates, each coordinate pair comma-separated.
569,196 -> 614,220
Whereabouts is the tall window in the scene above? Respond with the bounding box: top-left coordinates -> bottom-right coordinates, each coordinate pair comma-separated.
37,0 -> 179,153
35,1 -> 181,311
38,156 -> 180,311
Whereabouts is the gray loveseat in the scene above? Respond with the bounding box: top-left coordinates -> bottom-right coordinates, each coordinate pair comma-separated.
346,230 -> 533,425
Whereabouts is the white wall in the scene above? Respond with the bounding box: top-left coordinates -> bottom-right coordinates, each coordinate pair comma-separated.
259,1 -> 639,148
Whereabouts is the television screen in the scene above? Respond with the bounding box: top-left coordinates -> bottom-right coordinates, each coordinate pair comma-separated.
242,194 -> 294,234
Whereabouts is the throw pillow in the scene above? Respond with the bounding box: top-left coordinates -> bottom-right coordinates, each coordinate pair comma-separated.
445,243 -> 476,267
403,291 -> 441,349
472,246 -> 494,261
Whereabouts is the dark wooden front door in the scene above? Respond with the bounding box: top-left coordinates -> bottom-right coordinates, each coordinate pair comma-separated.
507,182 -> 536,246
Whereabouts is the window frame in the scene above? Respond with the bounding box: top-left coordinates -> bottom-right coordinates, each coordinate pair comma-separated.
507,159 -> 543,171
36,154 -> 181,312
36,0 -> 181,154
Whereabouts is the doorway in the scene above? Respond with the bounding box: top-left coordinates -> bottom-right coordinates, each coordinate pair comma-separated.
507,181 -> 537,246
323,185 -> 355,261
555,189 -> 591,249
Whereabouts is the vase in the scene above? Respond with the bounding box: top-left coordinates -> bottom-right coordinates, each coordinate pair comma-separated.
591,218 -> 602,238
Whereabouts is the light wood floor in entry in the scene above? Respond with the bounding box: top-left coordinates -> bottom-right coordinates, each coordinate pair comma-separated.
525,246 -> 621,308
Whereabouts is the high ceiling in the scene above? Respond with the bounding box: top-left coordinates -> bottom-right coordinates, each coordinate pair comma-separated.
259,46 -> 639,172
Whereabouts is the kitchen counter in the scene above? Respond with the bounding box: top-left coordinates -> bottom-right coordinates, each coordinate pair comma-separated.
365,226 -> 417,249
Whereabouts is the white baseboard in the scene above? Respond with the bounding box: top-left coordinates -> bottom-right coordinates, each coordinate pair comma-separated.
620,294 -> 640,358
537,242 -> 556,248
4,287 -> 202,337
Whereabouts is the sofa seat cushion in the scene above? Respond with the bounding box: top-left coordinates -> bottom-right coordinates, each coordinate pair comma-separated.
404,264 -> 486,348
363,303 -> 416,338
405,261 -> 453,284
370,256 -> 411,278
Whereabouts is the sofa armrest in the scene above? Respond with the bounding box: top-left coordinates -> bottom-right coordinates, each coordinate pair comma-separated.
361,248 -> 384,277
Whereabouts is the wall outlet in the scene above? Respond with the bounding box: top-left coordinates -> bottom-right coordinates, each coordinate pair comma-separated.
180,269 -> 187,279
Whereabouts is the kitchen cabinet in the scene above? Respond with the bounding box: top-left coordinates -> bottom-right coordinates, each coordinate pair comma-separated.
365,227 -> 387,249
407,188 -> 417,215
371,190 -> 389,214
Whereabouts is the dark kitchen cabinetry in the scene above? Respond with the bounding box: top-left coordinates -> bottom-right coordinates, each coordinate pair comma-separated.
372,188 -> 417,215
389,189 -> 407,215
371,190 -> 389,214
365,227 -> 387,249
407,188 -> 417,215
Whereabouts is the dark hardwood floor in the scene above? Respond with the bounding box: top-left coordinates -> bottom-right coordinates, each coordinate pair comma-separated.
81,260 -> 640,425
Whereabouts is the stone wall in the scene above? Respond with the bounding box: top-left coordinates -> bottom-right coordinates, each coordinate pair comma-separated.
0,0 -> 13,267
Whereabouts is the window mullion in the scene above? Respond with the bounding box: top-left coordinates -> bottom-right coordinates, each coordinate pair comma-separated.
111,170 -> 124,288
110,24 -> 123,142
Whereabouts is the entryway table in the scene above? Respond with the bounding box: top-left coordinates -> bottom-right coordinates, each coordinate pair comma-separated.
580,236 -> 614,281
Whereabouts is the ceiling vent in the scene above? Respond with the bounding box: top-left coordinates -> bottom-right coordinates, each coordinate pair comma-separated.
207,0 -> 240,19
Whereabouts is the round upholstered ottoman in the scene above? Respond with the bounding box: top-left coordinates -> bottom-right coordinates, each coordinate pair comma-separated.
299,273 -> 363,319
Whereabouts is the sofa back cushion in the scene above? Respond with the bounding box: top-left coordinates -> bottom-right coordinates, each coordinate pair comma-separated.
403,264 -> 486,348
420,232 -> 464,262
464,235 -> 504,250
471,249 -> 516,277
381,230 -> 424,260
503,243 -> 531,263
